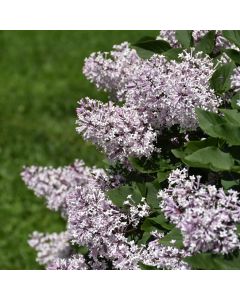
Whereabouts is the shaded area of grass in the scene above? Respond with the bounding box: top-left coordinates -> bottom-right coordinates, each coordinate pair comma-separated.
0,31 -> 158,269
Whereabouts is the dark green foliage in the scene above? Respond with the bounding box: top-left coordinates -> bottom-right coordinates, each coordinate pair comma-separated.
224,49 -> 240,65
159,227 -> 184,249
222,30 -> 240,48
134,36 -> 171,55
231,93 -> 240,110
106,184 -> 142,208
195,31 -> 215,54
172,108 -> 240,173
185,251 -> 240,270
175,30 -> 193,48
162,48 -> 183,61
210,62 -> 235,94
138,262 -> 159,270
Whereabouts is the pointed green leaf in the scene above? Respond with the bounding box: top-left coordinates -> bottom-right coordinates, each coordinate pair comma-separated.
129,156 -> 172,174
133,47 -> 154,59
184,146 -> 235,171
185,252 -> 240,270
148,214 -> 174,231
175,30 -> 193,48
221,179 -> 240,190
159,227 -> 184,249
163,48 -> 183,61
195,30 -> 215,54
222,31 -> 240,49
212,123 -> 240,146
138,262 -> 158,270
134,36 -> 171,54
210,62 -> 235,94
145,182 -> 159,209
231,93 -> 240,110
224,49 -> 240,64
196,108 -> 225,137
220,109 -> 240,126
106,185 -> 142,208
157,171 -> 169,183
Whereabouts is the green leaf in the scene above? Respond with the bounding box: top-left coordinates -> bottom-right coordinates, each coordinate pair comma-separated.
172,137 -> 218,160
133,47 -> 154,59
163,48 -> 183,61
145,182 -> 159,209
148,214 -> 174,231
134,36 -> 171,54
224,49 -> 240,65
220,109 -> 240,126
78,245 -> 89,256
141,213 -> 174,233
129,156 -> 172,174
138,231 -> 151,245
138,262 -> 158,270
231,93 -> 240,110
159,227 -> 184,249
210,62 -> 235,94
196,108 -> 225,137
196,108 -> 240,146
237,224 -> 240,234
211,123 -> 240,146
175,30 -> 193,48
195,30 -> 215,54
184,146 -> 235,171
171,148 -> 185,159
135,182 -> 147,198
141,218 -> 163,233
221,179 -> 240,190
185,252 -> 240,270
184,253 -> 219,269
157,171 -> 169,183
184,138 -> 218,154
106,184 -> 142,208
222,31 -> 240,49
72,244 -> 89,256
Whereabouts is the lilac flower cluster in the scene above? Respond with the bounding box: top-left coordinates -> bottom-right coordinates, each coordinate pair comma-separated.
119,51 -> 221,130
123,196 -> 151,228
159,169 -> 240,254
21,159 -> 121,214
83,42 -> 141,97
48,255 -> 88,270
80,43 -> 222,163
67,182 -> 188,270
157,30 -> 181,47
28,231 -> 71,266
83,44 -> 221,130
76,98 -> 156,163
23,160 -> 189,270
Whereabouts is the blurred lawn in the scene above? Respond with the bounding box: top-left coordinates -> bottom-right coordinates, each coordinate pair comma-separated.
0,30 -> 158,269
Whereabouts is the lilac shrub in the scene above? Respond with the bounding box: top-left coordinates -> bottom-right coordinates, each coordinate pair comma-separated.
22,30 -> 240,270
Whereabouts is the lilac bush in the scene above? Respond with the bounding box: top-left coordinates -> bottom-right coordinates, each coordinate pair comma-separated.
22,30 -> 240,270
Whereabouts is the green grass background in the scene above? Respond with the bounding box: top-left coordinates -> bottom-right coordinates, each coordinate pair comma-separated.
0,30 -> 158,269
